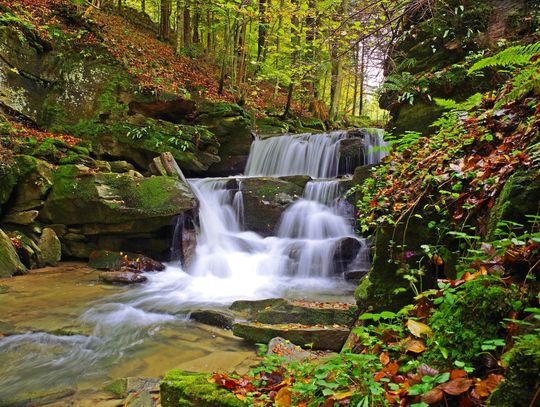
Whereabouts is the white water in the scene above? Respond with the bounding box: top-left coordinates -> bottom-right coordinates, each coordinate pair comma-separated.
0,128 -> 386,401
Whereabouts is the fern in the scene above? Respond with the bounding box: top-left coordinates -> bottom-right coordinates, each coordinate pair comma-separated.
468,42 -> 540,73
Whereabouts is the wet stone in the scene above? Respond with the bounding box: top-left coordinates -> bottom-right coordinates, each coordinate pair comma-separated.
99,271 -> 148,284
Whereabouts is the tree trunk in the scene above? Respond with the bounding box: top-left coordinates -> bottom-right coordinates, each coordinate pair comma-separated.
159,0 -> 172,40
141,0 -> 145,13
193,5 -> 200,44
328,0 -> 349,121
282,0 -> 299,118
352,43 -> 359,116
183,0 -> 191,48
359,41 -> 365,116
175,0 -> 184,54
257,0 -> 268,63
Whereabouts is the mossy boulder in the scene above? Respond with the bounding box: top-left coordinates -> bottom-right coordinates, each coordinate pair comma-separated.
88,250 -> 165,271
240,177 -> 304,235
488,336 -> 540,407
38,228 -> 61,266
0,228 -> 26,277
40,165 -> 195,225
160,370 -> 245,407
487,170 -> 540,240
255,300 -> 358,326
233,322 -> 349,351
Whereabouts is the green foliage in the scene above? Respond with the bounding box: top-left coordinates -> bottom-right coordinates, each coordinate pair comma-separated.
425,277 -> 522,366
468,42 -> 540,73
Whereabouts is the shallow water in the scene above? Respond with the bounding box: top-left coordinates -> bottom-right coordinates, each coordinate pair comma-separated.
0,262 -> 354,404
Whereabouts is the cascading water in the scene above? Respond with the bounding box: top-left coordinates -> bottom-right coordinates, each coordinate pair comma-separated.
0,128 -> 386,402
245,131 -> 347,178
363,128 -> 389,165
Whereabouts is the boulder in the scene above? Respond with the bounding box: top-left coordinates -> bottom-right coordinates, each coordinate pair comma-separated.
110,161 -> 135,173
267,337 -> 316,362
40,165 -> 195,225
255,299 -> 357,326
338,137 -> 365,175
189,309 -> 235,329
0,229 -> 26,277
229,298 -> 288,315
161,370 -> 245,407
7,230 -> 42,269
240,178 -> 304,235
99,271 -> 148,284
233,322 -> 349,351
38,228 -> 61,266
3,210 -> 39,225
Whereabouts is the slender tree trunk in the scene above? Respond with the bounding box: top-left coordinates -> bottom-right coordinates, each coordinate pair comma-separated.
206,9 -> 212,55
183,0 -> 191,48
218,14 -> 231,94
257,0 -> 268,63
236,18 -> 248,87
175,0 -> 184,54
359,41 -> 365,116
352,43 -> 359,116
328,0 -> 349,121
159,0 -> 172,40
192,5 -> 200,44
282,0 -> 299,118
141,0 -> 145,13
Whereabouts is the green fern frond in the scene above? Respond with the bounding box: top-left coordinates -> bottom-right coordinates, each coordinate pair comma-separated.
468,42 -> 540,73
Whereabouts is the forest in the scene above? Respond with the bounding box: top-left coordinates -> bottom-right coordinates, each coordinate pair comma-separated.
0,0 -> 538,406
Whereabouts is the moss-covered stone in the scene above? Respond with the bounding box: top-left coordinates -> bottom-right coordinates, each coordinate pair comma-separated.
488,336 -> 540,407
487,170 -> 540,240
0,228 -> 26,277
160,370 -> 245,407
255,300 -> 357,326
40,165 -> 196,225
233,322 -> 349,351
38,228 -> 61,266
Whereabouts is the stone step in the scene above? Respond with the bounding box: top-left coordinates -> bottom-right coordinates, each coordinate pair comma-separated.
232,322 -> 350,351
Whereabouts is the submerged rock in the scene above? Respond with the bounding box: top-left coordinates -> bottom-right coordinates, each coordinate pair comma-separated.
160,370 -> 244,407
99,271 -> 148,284
233,322 -> 349,351
0,229 -> 26,277
190,309 -> 235,330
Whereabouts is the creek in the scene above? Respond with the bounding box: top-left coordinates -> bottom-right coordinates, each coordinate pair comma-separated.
0,129 -> 386,404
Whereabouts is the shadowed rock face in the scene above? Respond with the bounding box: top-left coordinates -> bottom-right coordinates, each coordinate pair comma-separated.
128,99 -> 197,123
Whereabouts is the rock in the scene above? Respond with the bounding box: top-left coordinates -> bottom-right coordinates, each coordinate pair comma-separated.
95,160 -> 112,172
189,309 -> 235,329
99,271 -> 148,284
344,269 -> 369,281
486,170 -> 540,240
3,210 -> 39,225
40,165 -> 195,225
267,337 -> 316,362
7,230 -> 42,269
38,228 -> 61,266
348,164 -> 377,204
0,228 -> 26,277
230,298 -> 288,314
110,161 -> 135,173
240,178 -> 304,235
88,250 -> 165,271
339,137 -> 365,175
149,152 -> 190,182
9,156 -> 54,212
255,299 -> 358,326
160,370 -> 244,407
233,322 -> 349,351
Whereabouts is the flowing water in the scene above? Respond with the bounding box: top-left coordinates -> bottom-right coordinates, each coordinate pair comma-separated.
0,129 -> 386,404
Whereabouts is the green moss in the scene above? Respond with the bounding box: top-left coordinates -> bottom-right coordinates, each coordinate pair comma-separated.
198,101 -> 246,118
425,276 -> 522,367
354,276 -> 372,304
488,336 -> 540,406
160,370 -> 245,407
104,378 -> 128,398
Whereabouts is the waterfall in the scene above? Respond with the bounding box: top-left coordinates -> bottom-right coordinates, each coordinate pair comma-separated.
363,128 -> 389,165
244,131 -> 347,178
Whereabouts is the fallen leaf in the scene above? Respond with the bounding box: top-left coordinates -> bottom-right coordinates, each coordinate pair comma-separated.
407,319 -> 433,338
450,369 -> 468,380
422,387 -> 444,404
474,374 -> 504,398
332,391 -> 353,400
380,352 -> 390,366
439,378 -> 473,395
405,339 -> 426,353
275,386 -> 292,407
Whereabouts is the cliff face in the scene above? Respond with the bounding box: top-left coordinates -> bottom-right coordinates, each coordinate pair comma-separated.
380,0 -> 539,136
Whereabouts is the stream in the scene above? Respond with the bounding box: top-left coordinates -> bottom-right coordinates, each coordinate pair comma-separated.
0,129 -> 387,404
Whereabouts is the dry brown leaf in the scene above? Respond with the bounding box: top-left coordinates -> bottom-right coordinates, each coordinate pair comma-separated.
439,378 -> 473,395
421,387 -> 444,404
275,386 -> 292,407
474,374 -> 504,398
405,339 -> 426,353
379,351 -> 390,366
407,319 -> 433,338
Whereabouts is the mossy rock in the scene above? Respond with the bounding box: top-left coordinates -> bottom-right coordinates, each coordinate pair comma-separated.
388,100 -> 445,137
160,370 -> 245,407
254,117 -> 290,136
488,336 -> 540,407
233,322 -> 349,351
0,228 -> 26,277
255,300 -> 358,326
40,165 -> 196,226
487,170 -> 540,241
